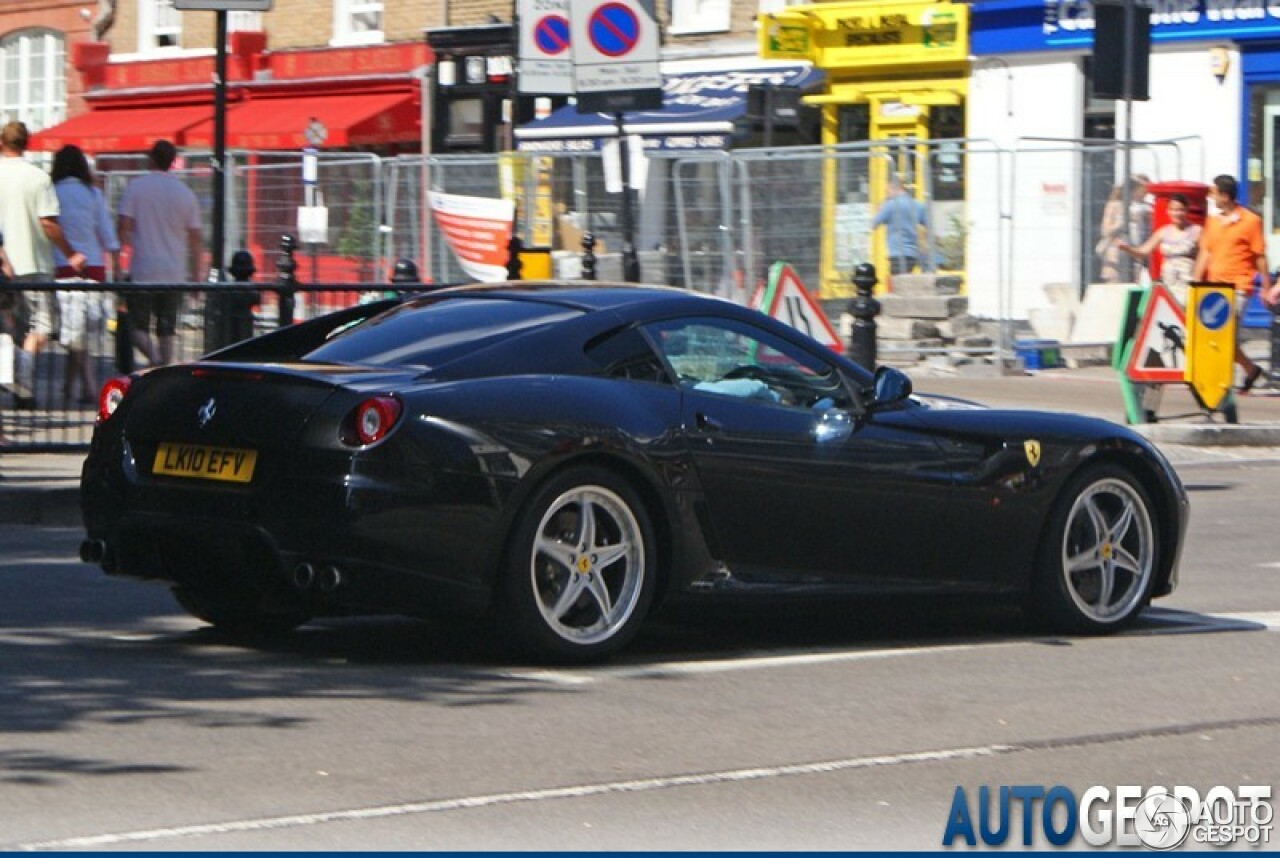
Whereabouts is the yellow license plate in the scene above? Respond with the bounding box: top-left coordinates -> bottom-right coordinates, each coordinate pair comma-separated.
153,443 -> 258,483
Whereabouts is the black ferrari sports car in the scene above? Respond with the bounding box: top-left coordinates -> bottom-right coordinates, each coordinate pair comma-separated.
81,283 -> 1189,660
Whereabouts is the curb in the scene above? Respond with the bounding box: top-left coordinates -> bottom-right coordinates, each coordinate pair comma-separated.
1132,424 -> 1280,447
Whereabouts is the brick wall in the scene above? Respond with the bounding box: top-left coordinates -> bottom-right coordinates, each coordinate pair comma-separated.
1,1 -> 98,124
105,1 -> 445,54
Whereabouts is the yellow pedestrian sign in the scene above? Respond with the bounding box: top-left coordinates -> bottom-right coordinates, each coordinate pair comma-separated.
1184,282 -> 1237,411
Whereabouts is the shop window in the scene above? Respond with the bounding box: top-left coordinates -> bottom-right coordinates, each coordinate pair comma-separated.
446,98 -> 486,148
670,0 -> 731,35
139,0 -> 182,52
928,105 -> 965,202
333,0 -> 384,46
0,30 -> 65,132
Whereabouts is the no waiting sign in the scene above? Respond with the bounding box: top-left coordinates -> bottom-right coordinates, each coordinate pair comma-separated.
570,0 -> 661,112
517,0 -> 574,94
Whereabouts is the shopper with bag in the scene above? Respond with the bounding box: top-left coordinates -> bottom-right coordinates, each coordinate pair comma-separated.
51,144 -> 119,406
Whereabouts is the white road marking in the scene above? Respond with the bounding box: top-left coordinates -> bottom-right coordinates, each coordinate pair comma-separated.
14,713 -> 1280,851
1258,562 -> 1280,569
9,743 -> 1016,850
493,642 -> 995,686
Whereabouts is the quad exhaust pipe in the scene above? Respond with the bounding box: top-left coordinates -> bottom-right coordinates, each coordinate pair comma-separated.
292,562 -> 315,590
80,539 -> 106,564
292,562 -> 344,592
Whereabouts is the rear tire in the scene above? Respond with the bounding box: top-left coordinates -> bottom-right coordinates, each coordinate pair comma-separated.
1031,464 -> 1159,634
172,586 -> 309,636
498,466 -> 656,662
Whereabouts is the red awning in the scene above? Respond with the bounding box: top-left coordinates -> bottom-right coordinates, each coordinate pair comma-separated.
29,104 -> 213,154
184,92 -> 418,149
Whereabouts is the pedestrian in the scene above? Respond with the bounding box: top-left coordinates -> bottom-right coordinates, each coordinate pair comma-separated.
1193,174 -> 1280,393
51,145 -> 119,405
1097,175 -> 1151,283
1116,192 -> 1202,305
872,174 -> 929,276
117,139 -> 203,366
1096,185 -> 1125,283
0,121 -> 86,408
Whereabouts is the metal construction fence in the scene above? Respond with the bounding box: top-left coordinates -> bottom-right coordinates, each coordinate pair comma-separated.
1,135 -> 1215,452
0,281 -> 431,452
86,137 -> 1207,304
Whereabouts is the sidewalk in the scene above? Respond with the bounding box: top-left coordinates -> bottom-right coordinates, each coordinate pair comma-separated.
2,365 -> 1278,527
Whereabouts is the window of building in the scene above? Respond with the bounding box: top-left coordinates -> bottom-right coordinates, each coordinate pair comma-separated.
0,30 -> 66,131
333,0 -> 384,46
670,0 -> 731,35
139,0 -> 182,52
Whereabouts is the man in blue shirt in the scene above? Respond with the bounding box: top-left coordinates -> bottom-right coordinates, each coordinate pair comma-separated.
872,175 -> 929,275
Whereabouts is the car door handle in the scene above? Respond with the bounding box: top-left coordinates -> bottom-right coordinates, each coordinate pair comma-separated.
695,412 -> 723,433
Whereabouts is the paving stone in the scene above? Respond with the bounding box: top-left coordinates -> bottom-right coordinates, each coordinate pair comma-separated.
879,294 -> 969,320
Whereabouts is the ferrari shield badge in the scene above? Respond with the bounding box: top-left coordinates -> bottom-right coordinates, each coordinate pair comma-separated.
1024,439 -> 1041,468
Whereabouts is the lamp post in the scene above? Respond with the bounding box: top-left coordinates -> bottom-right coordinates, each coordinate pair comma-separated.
172,0 -> 276,278
414,64 -> 433,282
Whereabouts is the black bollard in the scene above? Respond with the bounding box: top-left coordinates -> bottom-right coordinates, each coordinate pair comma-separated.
1270,301 -> 1279,385
581,231 -> 597,281
847,262 -> 881,372
276,234 -> 298,328
225,249 -> 260,344
390,258 -> 419,285
506,232 -> 524,281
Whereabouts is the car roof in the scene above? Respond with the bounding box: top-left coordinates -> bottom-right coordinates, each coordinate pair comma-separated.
422,281 -> 736,314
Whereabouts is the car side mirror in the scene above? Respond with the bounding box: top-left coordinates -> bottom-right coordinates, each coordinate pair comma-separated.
812,408 -> 853,443
869,366 -> 913,410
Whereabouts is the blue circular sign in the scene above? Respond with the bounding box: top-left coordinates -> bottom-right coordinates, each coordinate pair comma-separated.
588,3 -> 641,58
534,15 -> 570,56
1198,291 -> 1231,331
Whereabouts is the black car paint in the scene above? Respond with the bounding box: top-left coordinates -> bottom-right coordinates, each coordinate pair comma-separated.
81,283 -> 1188,624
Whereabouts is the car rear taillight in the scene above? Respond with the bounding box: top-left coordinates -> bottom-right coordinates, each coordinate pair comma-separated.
346,395 -> 402,446
97,376 -> 132,424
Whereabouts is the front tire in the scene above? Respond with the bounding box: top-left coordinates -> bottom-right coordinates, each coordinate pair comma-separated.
1032,465 -> 1159,633
499,466 -> 656,662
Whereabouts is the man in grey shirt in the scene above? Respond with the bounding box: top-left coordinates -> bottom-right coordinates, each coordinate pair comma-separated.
872,175 -> 929,276
117,139 -> 203,366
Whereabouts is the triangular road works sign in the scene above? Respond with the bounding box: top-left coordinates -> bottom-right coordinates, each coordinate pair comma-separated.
755,262 -> 844,353
1124,283 -> 1188,384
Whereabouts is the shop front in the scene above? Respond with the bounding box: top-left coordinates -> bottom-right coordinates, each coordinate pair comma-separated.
30,39 -> 429,283
968,0 -> 1280,318
759,0 -> 969,296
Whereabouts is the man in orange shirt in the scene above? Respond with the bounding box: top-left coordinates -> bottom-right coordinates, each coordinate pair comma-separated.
1193,174 -> 1280,392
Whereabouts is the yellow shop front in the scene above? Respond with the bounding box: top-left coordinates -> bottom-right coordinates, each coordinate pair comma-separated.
759,0 -> 969,297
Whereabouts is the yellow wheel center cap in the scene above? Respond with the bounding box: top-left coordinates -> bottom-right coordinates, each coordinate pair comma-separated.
1101,543 -> 1113,560
577,556 -> 592,574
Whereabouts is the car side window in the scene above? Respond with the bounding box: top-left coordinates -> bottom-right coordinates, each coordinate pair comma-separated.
642,317 -> 851,410
584,325 -> 672,384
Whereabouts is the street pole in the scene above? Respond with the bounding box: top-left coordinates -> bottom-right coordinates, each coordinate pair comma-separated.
417,65 -> 433,282
614,112 -> 640,283
1120,0 -> 1135,282
211,8 -> 228,281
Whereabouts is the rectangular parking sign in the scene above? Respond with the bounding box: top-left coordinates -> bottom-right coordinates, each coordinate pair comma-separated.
571,0 -> 662,113
518,0 -> 574,95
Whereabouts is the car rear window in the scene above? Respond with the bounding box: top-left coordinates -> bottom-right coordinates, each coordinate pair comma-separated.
303,298 -> 582,368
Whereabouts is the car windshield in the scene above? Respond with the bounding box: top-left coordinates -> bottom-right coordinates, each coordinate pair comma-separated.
303,298 -> 582,369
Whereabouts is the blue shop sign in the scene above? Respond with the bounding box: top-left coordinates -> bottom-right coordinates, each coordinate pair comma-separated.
972,0 -> 1280,55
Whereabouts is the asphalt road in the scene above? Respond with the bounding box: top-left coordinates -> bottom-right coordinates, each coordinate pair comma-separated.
2,453 -> 1279,850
